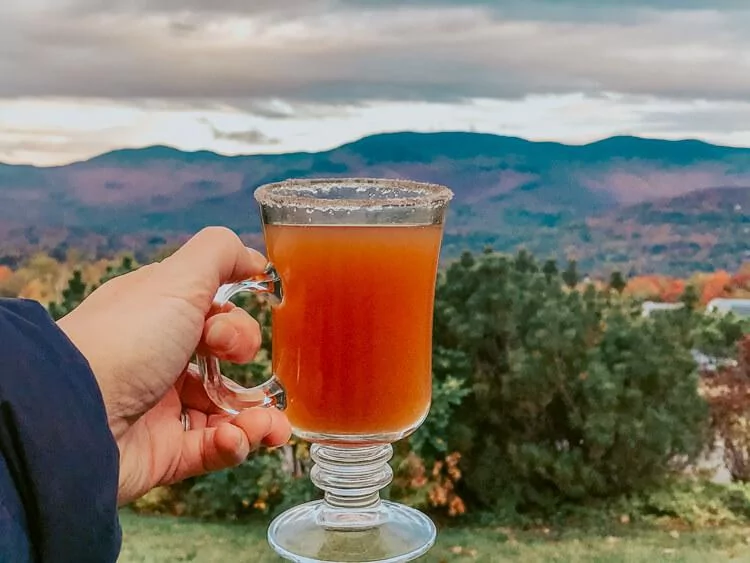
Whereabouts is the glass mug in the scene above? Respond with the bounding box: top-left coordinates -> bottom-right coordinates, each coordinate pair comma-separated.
197,177 -> 453,562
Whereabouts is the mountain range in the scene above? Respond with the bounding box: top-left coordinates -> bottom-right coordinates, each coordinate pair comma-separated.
1,131 -> 749,276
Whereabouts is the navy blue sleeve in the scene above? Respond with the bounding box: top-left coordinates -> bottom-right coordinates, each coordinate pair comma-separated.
0,298 -> 121,563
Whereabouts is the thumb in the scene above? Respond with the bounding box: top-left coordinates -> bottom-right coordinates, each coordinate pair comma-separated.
159,227 -> 268,309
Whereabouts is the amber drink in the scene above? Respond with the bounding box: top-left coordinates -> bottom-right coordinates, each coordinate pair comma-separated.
266,223 -> 442,439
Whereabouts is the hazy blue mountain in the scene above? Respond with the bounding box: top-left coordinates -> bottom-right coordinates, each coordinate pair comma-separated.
1,131 -> 748,274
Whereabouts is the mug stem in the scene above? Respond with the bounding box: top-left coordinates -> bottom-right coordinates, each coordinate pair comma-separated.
267,443 -> 437,562
311,444 -> 393,526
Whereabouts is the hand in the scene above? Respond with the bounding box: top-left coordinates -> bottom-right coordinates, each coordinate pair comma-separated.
57,227 -> 291,505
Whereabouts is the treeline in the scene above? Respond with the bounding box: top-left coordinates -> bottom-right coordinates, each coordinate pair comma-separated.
4,248 -> 750,311
20,247 -> 746,525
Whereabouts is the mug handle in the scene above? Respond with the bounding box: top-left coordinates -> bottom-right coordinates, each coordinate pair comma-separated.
196,263 -> 286,415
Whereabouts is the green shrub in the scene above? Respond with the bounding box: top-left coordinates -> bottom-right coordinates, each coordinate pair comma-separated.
408,352 -> 471,461
466,478 -> 750,530
435,250 -> 709,513
185,444 -> 317,519
630,479 -> 750,527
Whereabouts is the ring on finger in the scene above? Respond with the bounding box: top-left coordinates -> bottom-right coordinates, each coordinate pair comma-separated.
180,410 -> 191,432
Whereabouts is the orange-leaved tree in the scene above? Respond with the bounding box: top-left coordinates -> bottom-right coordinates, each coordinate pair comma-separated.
624,275 -> 685,302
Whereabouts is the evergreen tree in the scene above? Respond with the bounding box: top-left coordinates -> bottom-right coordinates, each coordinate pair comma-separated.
609,270 -> 627,293
513,249 -> 537,273
48,270 -> 87,320
91,255 -> 137,291
542,259 -> 558,280
562,259 -> 579,288
48,255 -> 139,319
681,284 -> 700,310
434,251 -> 707,512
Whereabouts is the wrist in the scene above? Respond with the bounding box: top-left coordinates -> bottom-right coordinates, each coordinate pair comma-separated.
56,316 -> 131,440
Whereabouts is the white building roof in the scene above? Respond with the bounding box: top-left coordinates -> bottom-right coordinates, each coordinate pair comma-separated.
705,298 -> 750,318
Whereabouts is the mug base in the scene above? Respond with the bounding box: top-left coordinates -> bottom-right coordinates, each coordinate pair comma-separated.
268,500 -> 436,563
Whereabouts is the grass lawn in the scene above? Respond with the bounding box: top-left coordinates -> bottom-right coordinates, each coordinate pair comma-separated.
119,509 -> 750,562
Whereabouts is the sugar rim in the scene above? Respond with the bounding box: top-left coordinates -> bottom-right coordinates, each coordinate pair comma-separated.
254,177 -> 453,209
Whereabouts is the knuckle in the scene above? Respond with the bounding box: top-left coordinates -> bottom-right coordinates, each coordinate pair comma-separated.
197,226 -> 240,244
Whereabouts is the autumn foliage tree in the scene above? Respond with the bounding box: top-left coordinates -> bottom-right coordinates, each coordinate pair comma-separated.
624,275 -> 686,302
731,264 -> 750,297
699,270 -> 733,304
701,336 -> 750,481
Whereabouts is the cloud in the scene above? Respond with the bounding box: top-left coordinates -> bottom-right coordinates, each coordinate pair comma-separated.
67,0 -> 324,16
0,1 -> 747,106
65,0 -> 750,19
2,93 -> 750,166
0,129 -> 126,164
1,0 -> 749,166
216,99 -> 355,120
646,104 -> 750,134
199,119 -> 279,144
211,128 -> 278,144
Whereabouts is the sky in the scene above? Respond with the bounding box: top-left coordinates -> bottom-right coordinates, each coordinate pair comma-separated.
1,0 -> 749,166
